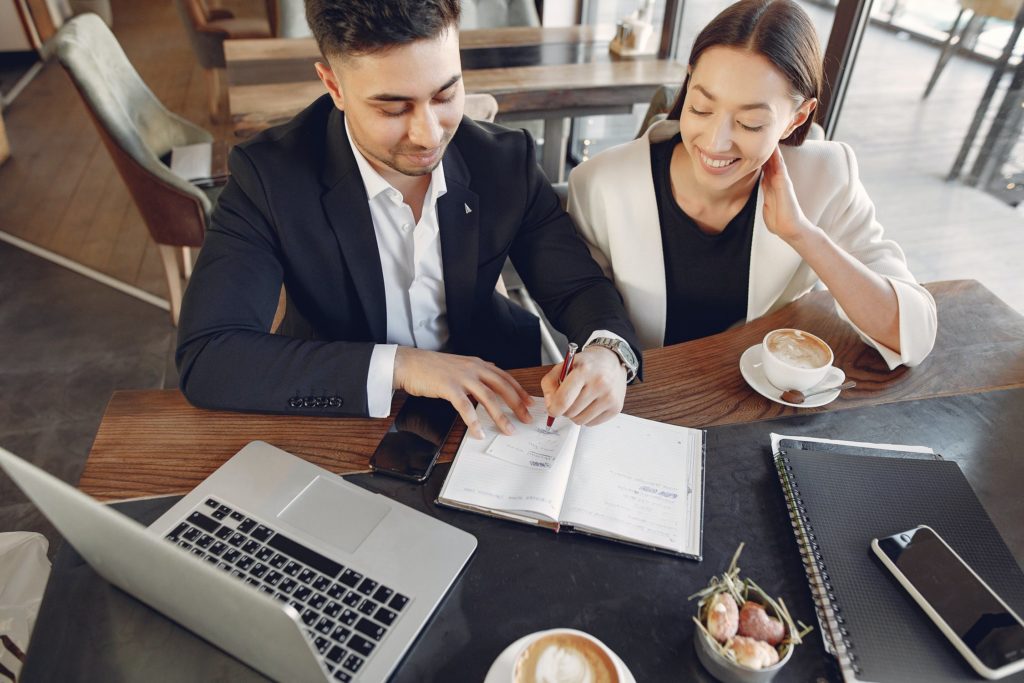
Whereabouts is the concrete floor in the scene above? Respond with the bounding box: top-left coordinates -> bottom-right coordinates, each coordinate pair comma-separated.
0,240 -> 177,556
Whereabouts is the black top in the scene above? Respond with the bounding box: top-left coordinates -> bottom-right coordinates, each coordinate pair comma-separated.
651,134 -> 756,346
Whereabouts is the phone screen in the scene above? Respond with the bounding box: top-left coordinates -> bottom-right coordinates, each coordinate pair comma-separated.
369,396 -> 458,482
876,526 -> 1024,671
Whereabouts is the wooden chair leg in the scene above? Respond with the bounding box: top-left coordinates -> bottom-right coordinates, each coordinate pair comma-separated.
180,246 -> 194,280
0,110 -> 10,166
159,244 -> 184,326
205,68 -> 229,124
271,285 -> 287,333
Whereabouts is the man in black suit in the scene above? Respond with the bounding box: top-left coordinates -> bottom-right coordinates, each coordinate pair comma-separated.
177,0 -> 641,438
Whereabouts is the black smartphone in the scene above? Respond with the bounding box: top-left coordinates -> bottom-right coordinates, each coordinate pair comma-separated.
369,396 -> 458,482
872,525 -> 1024,679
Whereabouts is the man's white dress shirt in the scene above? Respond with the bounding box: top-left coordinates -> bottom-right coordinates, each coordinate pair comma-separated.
346,121 -> 450,417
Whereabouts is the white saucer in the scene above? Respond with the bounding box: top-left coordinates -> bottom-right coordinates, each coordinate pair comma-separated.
739,344 -> 846,408
483,628 -> 636,683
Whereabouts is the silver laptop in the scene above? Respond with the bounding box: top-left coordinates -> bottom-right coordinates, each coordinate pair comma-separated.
0,440 -> 476,682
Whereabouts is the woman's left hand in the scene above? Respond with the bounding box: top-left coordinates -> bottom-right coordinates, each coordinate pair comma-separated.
761,146 -> 815,243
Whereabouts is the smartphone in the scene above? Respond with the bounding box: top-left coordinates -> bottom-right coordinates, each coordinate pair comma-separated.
369,396 -> 458,482
871,525 -> 1024,679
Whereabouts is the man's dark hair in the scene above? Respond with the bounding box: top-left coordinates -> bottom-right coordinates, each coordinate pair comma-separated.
306,0 -> 461,59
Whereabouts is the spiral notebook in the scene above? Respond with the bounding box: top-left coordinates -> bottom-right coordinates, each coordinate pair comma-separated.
773,438 -> 1024,683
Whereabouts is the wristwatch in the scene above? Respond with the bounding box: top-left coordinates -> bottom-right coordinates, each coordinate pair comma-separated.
585,337 -> 639,384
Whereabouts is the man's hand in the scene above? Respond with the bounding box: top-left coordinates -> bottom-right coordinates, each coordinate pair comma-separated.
541,346 -> 626,427
393,347 -> 533,440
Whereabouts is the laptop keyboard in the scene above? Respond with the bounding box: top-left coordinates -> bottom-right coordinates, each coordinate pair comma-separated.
163,497 -> 410,681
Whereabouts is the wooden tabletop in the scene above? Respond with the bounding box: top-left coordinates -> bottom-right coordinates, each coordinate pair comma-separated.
224,26 -> 617,85
224,26 -> 614,66
79,280 -> 1024,501
229,59 -> 686,138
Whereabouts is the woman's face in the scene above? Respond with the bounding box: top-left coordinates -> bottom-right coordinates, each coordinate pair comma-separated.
679,46 -> 814,194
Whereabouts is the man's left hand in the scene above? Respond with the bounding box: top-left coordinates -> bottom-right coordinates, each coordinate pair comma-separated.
541,346 -> 627,426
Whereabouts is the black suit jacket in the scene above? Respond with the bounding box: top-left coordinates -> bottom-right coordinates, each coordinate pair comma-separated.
177,95 -> 639,417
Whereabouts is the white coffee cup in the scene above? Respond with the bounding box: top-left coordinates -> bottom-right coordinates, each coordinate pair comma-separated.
510,629 -> 620,683
761,328 -> 834,392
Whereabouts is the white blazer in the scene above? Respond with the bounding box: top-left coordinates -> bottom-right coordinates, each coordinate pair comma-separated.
567,120 -> 937,369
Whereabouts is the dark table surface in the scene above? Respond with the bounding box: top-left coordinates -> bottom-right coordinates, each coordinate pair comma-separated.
22,388 -> 1024,682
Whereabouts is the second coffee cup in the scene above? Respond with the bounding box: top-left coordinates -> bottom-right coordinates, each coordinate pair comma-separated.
511,629 -> 620,683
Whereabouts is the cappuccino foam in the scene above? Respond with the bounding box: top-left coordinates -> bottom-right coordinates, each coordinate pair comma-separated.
514,633 -> 618,683
766,330 -> 830,369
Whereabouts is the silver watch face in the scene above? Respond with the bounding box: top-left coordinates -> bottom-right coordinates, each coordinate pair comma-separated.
614,340 -> 638,369
594,338 -> 637,372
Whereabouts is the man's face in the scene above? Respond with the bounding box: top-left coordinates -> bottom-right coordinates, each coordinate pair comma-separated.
317,28 -> 465,182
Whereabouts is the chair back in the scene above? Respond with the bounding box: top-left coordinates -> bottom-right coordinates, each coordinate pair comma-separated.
461,0 -> 541,29
636,84 -> 680,138
174,0 -> 228,68
54,13 -> 211,247
465,93 -> 499,123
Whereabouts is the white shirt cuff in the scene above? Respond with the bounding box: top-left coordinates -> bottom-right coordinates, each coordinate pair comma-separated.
366,344 -> 398,418
583,329 -> 628,349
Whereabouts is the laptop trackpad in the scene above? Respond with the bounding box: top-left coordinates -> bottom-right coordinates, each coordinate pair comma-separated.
277,476 -> 389,554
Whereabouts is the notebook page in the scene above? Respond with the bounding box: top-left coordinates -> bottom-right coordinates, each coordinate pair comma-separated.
559,414 -> 703,554
438,401 -> 581,522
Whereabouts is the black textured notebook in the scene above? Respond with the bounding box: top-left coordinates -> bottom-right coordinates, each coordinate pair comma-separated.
775,442 -> 1024,682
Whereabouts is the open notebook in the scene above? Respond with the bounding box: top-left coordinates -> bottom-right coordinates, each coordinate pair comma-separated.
437,401 -> 705,559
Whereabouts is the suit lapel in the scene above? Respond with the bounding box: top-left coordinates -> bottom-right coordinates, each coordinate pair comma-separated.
319,109 -> 387,342
437,144 -> 479,346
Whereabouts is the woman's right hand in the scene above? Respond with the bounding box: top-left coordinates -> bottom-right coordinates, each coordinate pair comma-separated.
760,146 -> 817,245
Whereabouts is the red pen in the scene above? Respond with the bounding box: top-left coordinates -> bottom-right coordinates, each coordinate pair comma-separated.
546,342 -> 578,429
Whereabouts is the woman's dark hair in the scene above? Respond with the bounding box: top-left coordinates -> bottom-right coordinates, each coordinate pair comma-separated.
667,0 -> 823,146
306,0 -> 460,59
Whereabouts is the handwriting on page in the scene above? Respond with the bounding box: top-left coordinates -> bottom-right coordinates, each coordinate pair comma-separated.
437,401 -> 582,522
486,419 -> 572,470
602,470 -> 684,544
559,414 -> 704,554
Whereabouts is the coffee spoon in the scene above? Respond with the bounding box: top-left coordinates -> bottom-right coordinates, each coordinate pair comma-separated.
781,380 -> 856,404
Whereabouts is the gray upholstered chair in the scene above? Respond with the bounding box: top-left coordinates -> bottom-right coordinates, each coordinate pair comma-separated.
173,0 -> 272,121
636,84 -> 681,138
460,0 -> 541,31
464,93 -> 499,123
55,13 -> 216,326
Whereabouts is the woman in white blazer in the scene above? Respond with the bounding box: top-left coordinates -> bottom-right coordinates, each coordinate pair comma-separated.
568,0 -> 936,369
